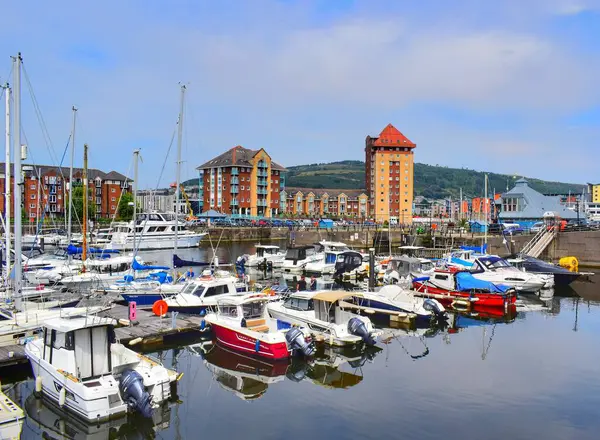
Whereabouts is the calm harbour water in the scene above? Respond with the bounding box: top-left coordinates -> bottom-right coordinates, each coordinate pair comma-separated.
7,243 -> 600,440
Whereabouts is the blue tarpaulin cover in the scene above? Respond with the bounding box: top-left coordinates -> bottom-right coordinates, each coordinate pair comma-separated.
67,244 -> 120,255
460,244 -> 488,253
131,259 -> 170,271
455,271 -> 511,293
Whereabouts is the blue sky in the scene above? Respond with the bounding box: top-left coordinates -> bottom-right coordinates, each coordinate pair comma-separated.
0,0 -> 598,187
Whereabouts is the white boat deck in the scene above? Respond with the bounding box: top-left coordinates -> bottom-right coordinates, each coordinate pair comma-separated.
0,387 -> 24,436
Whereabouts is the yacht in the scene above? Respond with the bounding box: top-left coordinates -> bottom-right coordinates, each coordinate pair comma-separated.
204,293 -> 314,360
245,245 -> 286,268
304,242 -> 351,275
266,291 -> 380,347
468,256 -> 549,292
163,272 -> 249,314
282,245 -> 321,273
25,315 -> 180,421
105,212 -> 207,251
58,256 -> 143,290
383,255 -> 435,286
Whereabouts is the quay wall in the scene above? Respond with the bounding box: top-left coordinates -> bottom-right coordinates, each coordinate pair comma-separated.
200,227 -> 600,266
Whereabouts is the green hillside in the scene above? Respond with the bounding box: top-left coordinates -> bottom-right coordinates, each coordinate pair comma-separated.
286,161 -> 584,199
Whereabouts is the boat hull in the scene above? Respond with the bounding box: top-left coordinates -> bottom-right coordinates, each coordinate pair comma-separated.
121,293 -> 167,306
211,324 -> 289,360
413,282 -> 516,308
106,233 -> 206,251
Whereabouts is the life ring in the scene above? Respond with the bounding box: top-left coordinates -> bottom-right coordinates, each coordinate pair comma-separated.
152,300 -> 168,317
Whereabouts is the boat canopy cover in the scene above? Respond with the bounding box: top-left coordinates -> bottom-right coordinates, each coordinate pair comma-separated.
455,271 -> 511,293
460,244 -> 487,253
313,291 -> 363,302
66,244 -> 120,255
173,254 -> 210,268
132,258 -> 170,271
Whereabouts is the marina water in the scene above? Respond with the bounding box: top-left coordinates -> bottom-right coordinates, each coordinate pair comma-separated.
5,243 -> 600,440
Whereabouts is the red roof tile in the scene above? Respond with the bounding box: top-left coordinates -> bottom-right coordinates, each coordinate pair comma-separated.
372,124 -> 415,148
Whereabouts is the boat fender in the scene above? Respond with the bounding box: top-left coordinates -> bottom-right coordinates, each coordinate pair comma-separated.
129,337 -> 143,346
255,339 -> 260,353
199,320 -> 209,332
35,376 -> 43,393
59,387 -> 66,407
118,319 -> 131,327
200,308 -> 207,317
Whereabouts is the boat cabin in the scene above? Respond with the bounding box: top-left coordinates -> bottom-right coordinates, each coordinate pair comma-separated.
285,246 -> 317,262
334,251 -> 364,274
216,294 -> 272,332
39,316 -> 140,381
283,291 -> 361,324
255,245 -> 280,258
177,276 -> 241,298
386,256 -> 433,277
321,241 -> 349,252
470,256 -> 511,274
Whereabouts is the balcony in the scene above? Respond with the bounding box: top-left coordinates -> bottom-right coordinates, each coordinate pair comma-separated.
257,169 -> 268,178
230,177 -> 239,185
231,168 -> 239,176
257,160 -> 267,169
257,199 -> 267,207
257,188 -> 268,195
257,178 -> 267,187
230,199 -> 239,206
230,185 -> 239,194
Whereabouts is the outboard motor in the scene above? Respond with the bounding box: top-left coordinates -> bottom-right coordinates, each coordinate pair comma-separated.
119,369 -> 153,419
348,317 -> 376,345
285,327 -> 315,357
422,299 -> 446,318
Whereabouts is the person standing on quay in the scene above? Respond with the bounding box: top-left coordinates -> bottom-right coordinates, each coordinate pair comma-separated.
297,275 -> 307,291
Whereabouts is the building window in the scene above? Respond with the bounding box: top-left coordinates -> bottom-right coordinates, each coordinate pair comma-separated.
30,194 -> 36,200
111,205 -> 116,210
111,197 -> 116,202
29,203 -> 35,209
29,212 -> 36,218
30,184 -> 36,189
111,188 -> 116,193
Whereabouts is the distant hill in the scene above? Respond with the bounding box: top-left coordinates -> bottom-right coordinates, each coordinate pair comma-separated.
286,160 -> 585,199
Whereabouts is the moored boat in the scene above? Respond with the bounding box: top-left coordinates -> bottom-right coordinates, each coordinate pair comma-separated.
204,293 -> 314,360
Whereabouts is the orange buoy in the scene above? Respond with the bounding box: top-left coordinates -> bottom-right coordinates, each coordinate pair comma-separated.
153,300 -> 168,317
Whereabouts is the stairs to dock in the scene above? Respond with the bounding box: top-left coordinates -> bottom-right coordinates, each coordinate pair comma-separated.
521,227 -> 557,258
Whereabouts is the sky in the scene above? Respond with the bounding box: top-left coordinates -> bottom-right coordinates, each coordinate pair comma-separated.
0,0 -> 599,188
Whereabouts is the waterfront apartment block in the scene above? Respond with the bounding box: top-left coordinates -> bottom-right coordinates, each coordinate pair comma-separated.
588,183 -> 600,203
365,124 -> 415,223
282,188 -> 368,218
0,163 -> 130,221
197,146 -> 286,217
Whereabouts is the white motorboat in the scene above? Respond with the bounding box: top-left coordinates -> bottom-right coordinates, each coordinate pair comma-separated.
282,245 -> 321,273
105,212 -> 206,251
468,256 -> 548,292
305,244 -> 350,275
58,256 -> 143,290
266,291 -> 379,346
349,285 -> 446,324
245,245 -> 286,268
25,315 -> 180,422
383,255 -> 435,286
164,271 -> 249,314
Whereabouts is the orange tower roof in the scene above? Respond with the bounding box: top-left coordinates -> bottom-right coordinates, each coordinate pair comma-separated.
372,124 -> 416,148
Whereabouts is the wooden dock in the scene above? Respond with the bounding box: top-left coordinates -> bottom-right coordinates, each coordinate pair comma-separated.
101,304 -> 205,347
0,304 -> 206,372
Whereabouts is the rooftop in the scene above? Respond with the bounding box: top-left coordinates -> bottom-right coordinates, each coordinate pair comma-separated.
0,162 -> 128,182
368,124 -> 416,148
283,187 -> 367,199
197,146 -> 286,171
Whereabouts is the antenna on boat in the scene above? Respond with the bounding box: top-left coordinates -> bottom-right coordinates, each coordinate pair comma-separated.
132,149 -> 141,252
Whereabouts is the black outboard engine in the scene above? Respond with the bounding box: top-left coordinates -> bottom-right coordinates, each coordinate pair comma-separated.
422,299 -> 446,318
285,327 -> 315,357
348,317 -> 376,345
119,369 -> 153,419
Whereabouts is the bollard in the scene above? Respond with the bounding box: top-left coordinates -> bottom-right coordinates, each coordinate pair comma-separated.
129,302 -> 137,322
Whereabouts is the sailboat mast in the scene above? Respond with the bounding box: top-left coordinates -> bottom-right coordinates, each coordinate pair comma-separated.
4,83 -> 11,281
132,149 -> 140,251
174,84 -> 186,253
484,174 -> 488,250
67,106 -> 77,244
12,53 -> 23,311
82,143 -> 88,269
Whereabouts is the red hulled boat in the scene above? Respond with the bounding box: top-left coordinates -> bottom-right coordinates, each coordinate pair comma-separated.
204,293 -> 314,361
411,268 -> 517,309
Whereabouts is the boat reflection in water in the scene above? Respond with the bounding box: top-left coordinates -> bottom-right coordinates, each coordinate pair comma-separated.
23,392 -> 172,440
188,341 -> 382,400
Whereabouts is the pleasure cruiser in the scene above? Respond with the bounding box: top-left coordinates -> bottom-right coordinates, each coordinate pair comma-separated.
266,291 -> 379,347
163,272 -> 248,314
25,315 -> 180,421
282,245 -> 321,273
383,255 -> 436,286
468,256 -> 549,292
204,293 -> 314,360
304,242 -> 351,275
245,245 -> 286,268
105,212 -> 206,251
